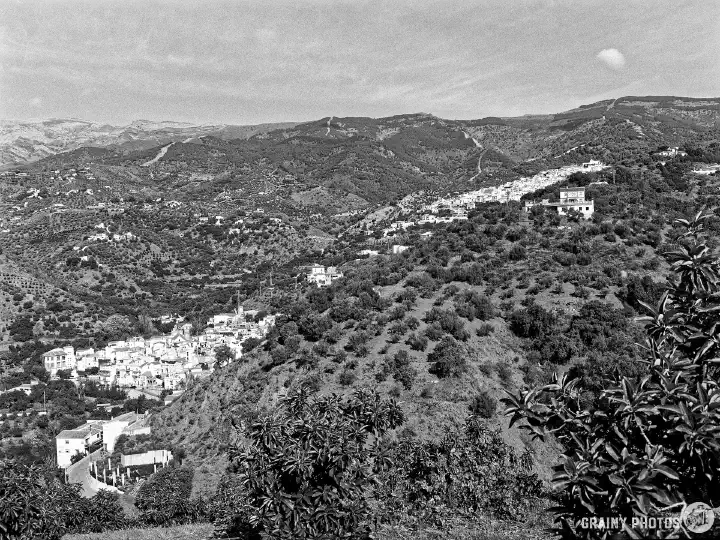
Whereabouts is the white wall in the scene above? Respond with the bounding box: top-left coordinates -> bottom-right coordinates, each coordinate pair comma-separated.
121,449 -> 172,467
57,438 -> 86,468
103,420 -> 130,453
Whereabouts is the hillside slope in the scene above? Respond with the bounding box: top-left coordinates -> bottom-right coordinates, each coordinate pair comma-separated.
146,164 -> 717,496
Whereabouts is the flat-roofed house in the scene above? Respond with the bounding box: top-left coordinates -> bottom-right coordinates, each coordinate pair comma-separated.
523,187 -> 594,220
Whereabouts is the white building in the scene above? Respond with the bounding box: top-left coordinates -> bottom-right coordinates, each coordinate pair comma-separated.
523,187 -> 594,220
102,412 -> 148,453
0,379 -> 39,396
56,421 -> 104,468
358,249 -> 380,257
43,346 -> 77,377
655,147 -> 687,158
76,355 -> 99,372
306,264 -> 343,287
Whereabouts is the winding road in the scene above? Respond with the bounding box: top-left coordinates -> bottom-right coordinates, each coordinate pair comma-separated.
325,116 -> 333,136
65,449 -> 118,497
464,131 -> 486,181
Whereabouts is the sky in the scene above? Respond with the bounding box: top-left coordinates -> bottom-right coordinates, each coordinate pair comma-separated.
1,0 -> 719,125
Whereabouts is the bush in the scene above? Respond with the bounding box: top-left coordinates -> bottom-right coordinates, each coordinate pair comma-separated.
428,336 -> 468,379
135,465 -> 196,525
405,315 -> 420,330
476,322 -> 495,337
509,304 -> 556,339
569,300 -> 627,350
269,345 -> 288,366
423,322 -> 444,341
495,361 -> 513,385
338,368 -> 357,386
221,388 -> 404,539
0,459 -> 65,539
469,391 -> 497,418
423,307 -> 470,341
508,243 -> 527,261
553,252 -> 576,267
454,290 -> 494,321
0,459 -> 129,538
377,417 -> 543,524
419,385 -> 434,398
382,350 -> 417,390
535,334 -> 579,365
406,332 -> 429,351
346,331 -> 371,357
77,490 -> 130,533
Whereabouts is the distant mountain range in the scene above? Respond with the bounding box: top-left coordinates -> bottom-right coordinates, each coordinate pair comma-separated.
0,118 -> 300,169
1,96 -> 718,169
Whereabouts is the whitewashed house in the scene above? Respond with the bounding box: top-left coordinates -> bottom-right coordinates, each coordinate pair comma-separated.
305,264 -> 343,287
523,187 -> 594,219
56,421 -> 104,468
43,347 -> 77,377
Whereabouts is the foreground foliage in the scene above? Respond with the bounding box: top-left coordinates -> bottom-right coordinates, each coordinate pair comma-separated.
219,388 -> 404,539
211,387 -> 548,539
0,459 -> 128,539
376,417 -> 545,526
135,465 -> 207,526
504,212 -> 720,539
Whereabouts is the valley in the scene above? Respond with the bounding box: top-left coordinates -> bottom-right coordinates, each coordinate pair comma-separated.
2,95 -> 720,539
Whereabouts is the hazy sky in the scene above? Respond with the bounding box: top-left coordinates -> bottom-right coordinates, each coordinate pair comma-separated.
1,0 -> 718,125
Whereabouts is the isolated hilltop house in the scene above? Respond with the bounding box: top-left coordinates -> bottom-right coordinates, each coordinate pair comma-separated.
523,186 -> 594,219
654,147 -> 687,158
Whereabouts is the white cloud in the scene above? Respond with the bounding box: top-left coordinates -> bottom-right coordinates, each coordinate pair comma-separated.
596,48 -> 626,70
29,97 -> 42,107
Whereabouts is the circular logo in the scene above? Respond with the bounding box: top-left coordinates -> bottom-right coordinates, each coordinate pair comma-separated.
682,502 -> 715,534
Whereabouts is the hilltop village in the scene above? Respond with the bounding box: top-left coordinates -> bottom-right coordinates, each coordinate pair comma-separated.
376,160 -> 607,237
42,304 -> 276,390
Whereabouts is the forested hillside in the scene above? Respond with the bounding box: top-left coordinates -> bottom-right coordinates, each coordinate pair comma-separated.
1,96 -> 720,539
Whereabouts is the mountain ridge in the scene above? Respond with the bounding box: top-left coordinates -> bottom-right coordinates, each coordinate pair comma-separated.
0,118 -> 302,169
2,95 -> 718,169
